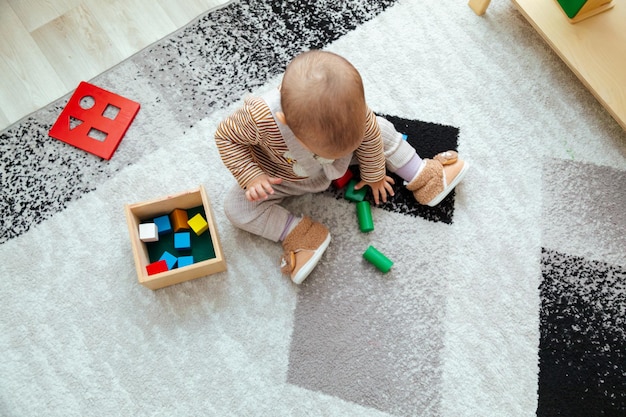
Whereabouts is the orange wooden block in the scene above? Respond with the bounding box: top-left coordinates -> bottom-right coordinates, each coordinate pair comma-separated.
170,208 -> 189,232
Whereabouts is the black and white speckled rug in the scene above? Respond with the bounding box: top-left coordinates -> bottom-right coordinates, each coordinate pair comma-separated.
1,1 -> 625,416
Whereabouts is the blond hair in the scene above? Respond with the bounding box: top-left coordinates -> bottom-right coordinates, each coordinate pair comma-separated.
280,50 -> 366,157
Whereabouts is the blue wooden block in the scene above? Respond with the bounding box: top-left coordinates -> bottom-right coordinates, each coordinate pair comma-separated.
177,256 -> 194,268
159,250 -> 177,270
174,232 -> 191,250
153,215 -> 172,235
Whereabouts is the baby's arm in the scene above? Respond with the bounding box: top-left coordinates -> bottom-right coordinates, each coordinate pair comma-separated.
354,109 -> 390,204
215,99 -> 268,189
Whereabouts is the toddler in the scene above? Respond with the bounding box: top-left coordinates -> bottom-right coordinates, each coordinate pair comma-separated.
215,50 -> 468,284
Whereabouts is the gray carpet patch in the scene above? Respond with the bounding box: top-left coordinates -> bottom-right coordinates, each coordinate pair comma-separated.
542,158 -> 626,266
286,115 -> 462,415
286,195 -> 444,416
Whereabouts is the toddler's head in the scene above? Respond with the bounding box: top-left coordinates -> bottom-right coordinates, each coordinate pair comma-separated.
280,50 -> 366,159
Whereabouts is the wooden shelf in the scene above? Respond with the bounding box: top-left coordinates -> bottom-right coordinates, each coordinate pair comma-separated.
512,0 -> 626,130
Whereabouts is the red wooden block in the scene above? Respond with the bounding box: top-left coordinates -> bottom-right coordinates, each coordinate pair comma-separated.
49,81 -> 140,160
146,259 -> 168,276
332,169 -> 354,189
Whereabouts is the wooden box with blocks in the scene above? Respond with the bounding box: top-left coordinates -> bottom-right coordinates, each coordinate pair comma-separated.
125,186 -> 226,290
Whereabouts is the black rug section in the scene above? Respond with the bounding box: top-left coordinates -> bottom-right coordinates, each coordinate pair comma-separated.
538,248 -> 626,417
327,115 -> 460,223
138,0 -> 398,128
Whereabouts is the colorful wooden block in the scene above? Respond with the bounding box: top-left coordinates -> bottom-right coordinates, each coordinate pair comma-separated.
177,256 -> 194,268
174,232 -> 191,250
48,82 -> 140,160
356,201 -> 374,233
332,169 -> 354,189
139,223 -> 158,242
344,179 -> 368,202
170,208 -> 189,232
153,215 -> 172,235
159,251 -> 177,270
187,213 -> 208,236
363,246 -> 393,273
146,259 -> 168,276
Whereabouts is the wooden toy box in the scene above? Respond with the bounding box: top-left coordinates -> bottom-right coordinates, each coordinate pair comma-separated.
125,186 -> 226,289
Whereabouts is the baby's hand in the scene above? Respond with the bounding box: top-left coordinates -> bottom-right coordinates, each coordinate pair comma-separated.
245,175 -> 283,202
355,176 -> 395,205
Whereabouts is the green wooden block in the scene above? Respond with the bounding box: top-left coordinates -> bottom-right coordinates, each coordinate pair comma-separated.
344,179 -> 368,202
557,0 -> 587,18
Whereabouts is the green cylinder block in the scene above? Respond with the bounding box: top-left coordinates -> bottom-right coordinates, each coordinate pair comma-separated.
356,201 -> 374,233
363,245 -> 393,273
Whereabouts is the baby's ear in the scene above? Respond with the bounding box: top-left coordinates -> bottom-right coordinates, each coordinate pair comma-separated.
276,112 -> 287,125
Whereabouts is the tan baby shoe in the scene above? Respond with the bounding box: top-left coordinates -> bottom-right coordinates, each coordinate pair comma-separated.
433,150 -> 458,165
406,152 -> 469,207
280,216 -> 331,284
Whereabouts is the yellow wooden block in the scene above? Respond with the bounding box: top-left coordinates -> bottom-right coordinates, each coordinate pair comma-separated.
188,213 -> 209,235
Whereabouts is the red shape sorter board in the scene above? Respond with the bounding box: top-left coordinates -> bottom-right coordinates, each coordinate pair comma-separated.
49,82 -> 140,160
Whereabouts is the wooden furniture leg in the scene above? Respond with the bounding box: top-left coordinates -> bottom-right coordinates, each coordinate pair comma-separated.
468,0 -> 492,15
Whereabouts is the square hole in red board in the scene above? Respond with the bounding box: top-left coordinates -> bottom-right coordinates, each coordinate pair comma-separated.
102,104 -> 120,120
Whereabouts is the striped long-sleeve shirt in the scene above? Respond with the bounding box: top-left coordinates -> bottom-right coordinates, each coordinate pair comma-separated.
215,95 -> 386,189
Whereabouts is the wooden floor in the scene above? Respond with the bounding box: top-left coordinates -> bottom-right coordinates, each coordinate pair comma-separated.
0,0 -> 230,131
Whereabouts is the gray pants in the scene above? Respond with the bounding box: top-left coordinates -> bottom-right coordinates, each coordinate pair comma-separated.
223,117 -> 416,242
